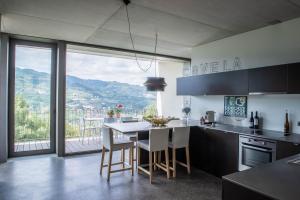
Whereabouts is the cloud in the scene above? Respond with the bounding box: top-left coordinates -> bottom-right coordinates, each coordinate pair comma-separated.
66,52 -> 156,85
16,46 -> 52,73
14,46 -> 156,86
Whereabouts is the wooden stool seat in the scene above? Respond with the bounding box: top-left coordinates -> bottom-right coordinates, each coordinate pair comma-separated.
100,128 -> 134,181
168,127 -> 191,178
137,128 -> 170,184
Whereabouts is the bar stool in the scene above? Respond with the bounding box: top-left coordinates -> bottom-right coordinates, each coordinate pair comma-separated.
125,132 -> 138,169
169,127 -> 191,178
100,127 -> 134,181
137,128 -> 170,184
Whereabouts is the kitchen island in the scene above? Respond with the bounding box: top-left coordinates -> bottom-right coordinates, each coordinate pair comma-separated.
105,120 -> 300,175
222,154 -> 300,200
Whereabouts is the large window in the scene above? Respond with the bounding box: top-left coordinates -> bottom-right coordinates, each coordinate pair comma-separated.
64,46 -> 156,154
9,40 -> 57,157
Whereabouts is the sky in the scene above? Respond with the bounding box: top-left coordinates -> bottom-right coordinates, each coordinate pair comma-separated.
15,45 -> 156,86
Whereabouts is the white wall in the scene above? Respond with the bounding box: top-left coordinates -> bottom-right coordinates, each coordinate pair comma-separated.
157,60 -> 184,118
191,95 -> 300,133
191,17 -> 300,133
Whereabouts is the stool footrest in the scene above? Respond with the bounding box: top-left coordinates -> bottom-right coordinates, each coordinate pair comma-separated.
110,167 -> 132,173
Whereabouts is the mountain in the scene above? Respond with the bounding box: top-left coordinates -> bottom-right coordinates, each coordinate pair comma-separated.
15,67 -> 156,112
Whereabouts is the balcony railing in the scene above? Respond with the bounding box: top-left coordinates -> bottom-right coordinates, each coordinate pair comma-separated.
15,108 -> 142,153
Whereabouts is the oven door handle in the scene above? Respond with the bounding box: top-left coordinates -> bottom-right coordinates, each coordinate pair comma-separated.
242,144 -> 273,152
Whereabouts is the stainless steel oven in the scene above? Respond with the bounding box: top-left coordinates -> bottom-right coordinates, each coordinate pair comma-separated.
239,135 -> 276,171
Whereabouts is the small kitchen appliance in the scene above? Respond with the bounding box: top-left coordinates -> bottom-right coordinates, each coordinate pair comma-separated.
205,111 -> 215,124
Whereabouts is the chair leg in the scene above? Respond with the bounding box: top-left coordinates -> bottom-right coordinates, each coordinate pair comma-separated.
154,151 -> 157,171
107,150 -> 113,181
186,146 -> 191,174
130,147 -> 134,176
158,151 -> 161,164
135,142 -> 138,169
129,147 -> 132,167
122,148 -> 125,169
165,149 -> 170,179
172,148 -> 176,178
149,151 -> 153,184
137,146 -> 141,174
100,146 -> 105,175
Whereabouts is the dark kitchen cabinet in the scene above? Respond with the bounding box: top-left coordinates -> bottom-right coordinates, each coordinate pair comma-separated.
248,65 -> 288,94
287,63 -> 300,94
177,69 -> 248,95
204,70 -> 249,95
276,140 -> 300,160
189,127 -> 209,170
177,62 -> 300,96
189,127 -> 239,177
177,76 -> 207,95
206,129 -> 239,177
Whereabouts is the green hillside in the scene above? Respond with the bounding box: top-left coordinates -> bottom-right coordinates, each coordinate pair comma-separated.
16,67 -> 156,113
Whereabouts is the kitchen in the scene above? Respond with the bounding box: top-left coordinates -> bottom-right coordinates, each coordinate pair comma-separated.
1,1 -> 300,200
173,16 -> 300,200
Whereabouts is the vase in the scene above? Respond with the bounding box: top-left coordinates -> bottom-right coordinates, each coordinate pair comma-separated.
116,113 -> 120,118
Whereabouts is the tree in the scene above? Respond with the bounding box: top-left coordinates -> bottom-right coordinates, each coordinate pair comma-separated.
15,96 -> 49,141
143,103 -> 157,118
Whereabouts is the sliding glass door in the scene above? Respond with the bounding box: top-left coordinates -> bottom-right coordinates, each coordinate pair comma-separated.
64,45 -> 156,154
8,39 -> 57,157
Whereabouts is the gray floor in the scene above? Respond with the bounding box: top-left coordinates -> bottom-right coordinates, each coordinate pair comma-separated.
0,153 -> 221,200
14,136 -> 102,154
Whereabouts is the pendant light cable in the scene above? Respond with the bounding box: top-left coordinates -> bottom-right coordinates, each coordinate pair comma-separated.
125,4 -> 158,73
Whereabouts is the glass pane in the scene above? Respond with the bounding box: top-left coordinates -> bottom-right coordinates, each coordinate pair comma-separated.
14,45 -> 52,153
242,147 -> 272,167
65,47 -> 156,154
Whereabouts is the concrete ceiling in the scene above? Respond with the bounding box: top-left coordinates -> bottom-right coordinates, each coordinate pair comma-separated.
1,0 -> 300,58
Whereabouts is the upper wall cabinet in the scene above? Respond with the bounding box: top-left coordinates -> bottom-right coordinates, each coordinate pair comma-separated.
248,65 -> 287,94
287,63 -> 300,94
177,70 -> 248,95
177,63 -> 300,96
177,75 -> 207,95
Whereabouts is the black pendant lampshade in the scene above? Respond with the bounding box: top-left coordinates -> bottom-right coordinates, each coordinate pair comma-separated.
144,77 -> 167,91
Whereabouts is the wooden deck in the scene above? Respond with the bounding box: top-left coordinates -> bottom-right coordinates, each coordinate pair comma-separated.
15,137 -> 102,154
15,140 -> 51,152
65,137 -> 102,153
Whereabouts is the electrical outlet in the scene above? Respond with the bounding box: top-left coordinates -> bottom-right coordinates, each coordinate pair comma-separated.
298,121 -> 300,126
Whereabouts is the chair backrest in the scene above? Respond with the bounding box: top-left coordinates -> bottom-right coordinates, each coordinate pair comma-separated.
102,127 -> 114,149
121,117 -> 133,123
149,128 -> 169,152
172,127 -> 190,148
104,118 -> 116,123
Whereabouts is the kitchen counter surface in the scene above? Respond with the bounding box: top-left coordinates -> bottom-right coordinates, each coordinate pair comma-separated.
223,154 -> 300,200
106,119 -> 300,144
185,120 -> 300,144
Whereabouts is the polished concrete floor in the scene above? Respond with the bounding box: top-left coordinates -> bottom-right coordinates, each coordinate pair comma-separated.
0,153 -> 221,200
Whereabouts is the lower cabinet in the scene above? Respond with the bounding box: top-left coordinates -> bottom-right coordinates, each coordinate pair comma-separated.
276,140 -> 300,160
190,127 -> 239,177
222,179 -> 274,200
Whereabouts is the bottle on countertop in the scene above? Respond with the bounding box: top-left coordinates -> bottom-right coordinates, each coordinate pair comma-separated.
249,111 -> 254,129
204,115 -> 209,124
254,111 -> 259,129
284,110 -> 290,135
200,116 -> 205,125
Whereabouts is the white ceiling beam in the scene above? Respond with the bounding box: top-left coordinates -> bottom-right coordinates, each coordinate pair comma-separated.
99,27 -> 193,48
130,2 -> 235,34
84,4 -> 124,43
